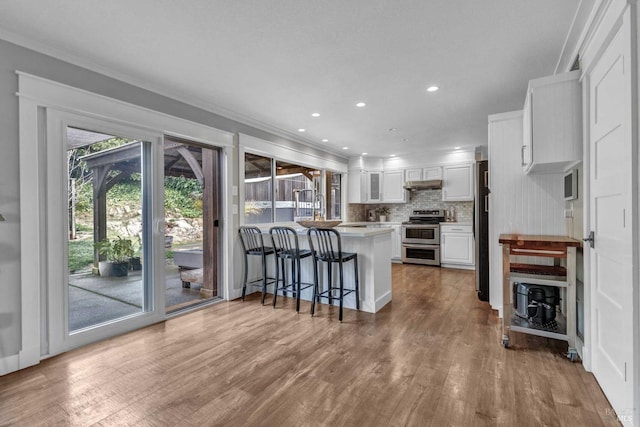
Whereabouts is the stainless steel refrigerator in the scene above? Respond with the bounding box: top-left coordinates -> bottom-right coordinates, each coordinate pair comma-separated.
475,160 -> 489,301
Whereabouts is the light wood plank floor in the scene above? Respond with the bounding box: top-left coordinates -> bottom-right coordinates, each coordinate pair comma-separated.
0,265 -> 619,426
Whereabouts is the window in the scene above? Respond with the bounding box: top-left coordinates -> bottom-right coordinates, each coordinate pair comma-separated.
244,152 -> 273,224
243,153 -> 342,223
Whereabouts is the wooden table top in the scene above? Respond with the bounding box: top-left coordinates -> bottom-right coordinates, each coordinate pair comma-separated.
498,234 -> 582,248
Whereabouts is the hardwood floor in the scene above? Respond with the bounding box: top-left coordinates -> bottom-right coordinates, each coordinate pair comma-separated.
0,264 -> 618,426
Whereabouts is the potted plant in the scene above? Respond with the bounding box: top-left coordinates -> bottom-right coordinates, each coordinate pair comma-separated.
376,206 -> 390,222
95,236 -> 135,277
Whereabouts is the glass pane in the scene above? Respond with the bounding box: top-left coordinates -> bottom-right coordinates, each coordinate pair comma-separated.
275,160 -> 317,222
244,153 -> 273,224
164,140 -> 219,312
66,127 -> 145,332
326,172 -> 342,220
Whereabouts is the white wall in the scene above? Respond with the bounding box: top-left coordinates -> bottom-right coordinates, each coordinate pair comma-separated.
487,110 -> 565,314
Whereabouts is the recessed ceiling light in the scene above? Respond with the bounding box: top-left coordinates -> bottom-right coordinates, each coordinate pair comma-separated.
342,146 -> 349,150
362,152 -> 368,156
298,128 -> 306,132
390,154 -> 396,157
311,113 -> 320,117
322,139 -> 329,142
454,146 -> 461,150
402,138 -> 409,142
388,128 -> 397,132
427,85 -> 439,92
356,102 -> 366,107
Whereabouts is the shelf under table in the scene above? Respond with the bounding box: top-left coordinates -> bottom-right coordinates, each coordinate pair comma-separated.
509,309 -> 568,341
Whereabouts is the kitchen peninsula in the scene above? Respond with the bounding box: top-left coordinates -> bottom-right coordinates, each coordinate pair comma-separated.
254,223 -> 393,313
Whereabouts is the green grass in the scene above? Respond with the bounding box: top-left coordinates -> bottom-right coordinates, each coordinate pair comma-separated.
68,239 -> 94,273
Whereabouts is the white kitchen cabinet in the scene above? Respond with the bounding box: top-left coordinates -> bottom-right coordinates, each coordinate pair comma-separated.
522,70 -> 582,174
348,169 -> 383,203
382,169 -> 405,203
405,168 -> 422,182
423,166 -> 442,180
442,163 -> 474,201
440,224 -> 474,269
367,171 -> 383,202
391,224 -> 402,261
404,166 -> 441,182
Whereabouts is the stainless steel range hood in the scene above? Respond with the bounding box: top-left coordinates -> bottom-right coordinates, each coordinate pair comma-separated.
403,179 -> 443,191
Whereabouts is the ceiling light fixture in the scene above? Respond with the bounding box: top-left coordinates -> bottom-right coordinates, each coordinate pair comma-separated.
298,128 -> 306,132
362,152 -> 368,156
402,138 -> 409,142
390,154 -> 396,157
454,146 -> 461,150
388,128 -> 397,132
427,85 -> 439,92
311,113 -> 320,117
356,102 -> 366,107
322,139 -> 329,142
342,146 -> 349,150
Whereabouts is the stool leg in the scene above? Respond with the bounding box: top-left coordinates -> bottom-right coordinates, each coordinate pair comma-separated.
327,262 -> 333,306
295,257 -> 301,313
241,252 -> 248,301
260,252 -> 267,305
338,260 -> 344,322
354,255 -> 360,311
311,258 -> 318,316
272,254 -> 280,308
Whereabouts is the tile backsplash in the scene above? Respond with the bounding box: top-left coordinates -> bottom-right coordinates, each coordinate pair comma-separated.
347,189 -> 473,223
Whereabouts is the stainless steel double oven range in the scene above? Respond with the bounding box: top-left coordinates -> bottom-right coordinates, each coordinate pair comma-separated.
401,209 -> 445,266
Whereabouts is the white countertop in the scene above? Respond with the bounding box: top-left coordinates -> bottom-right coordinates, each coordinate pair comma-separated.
252,222 -> 393,237
440,221 -> 473,226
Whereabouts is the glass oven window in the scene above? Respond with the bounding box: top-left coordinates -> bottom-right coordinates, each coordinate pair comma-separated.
405,247 -> 437,260
405,228 -> 435,240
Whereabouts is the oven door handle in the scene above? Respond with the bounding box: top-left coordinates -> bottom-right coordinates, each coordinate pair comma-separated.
402,243 -> 440,249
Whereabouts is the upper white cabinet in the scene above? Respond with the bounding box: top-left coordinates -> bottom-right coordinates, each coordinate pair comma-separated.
404,166 -> 442,181
382,169 -> 406,203
522,70 -> 582,174
442,163 -> 474,201
348,169 -> 384,203
349,169 -> 406,203
367,171 -> 383,202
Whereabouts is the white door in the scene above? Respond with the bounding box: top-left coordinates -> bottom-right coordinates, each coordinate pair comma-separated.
588,18 -> 634,419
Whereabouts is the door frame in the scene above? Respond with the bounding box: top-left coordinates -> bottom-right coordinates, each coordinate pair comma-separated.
14,72 -> 233,373
46,110 -> 166,355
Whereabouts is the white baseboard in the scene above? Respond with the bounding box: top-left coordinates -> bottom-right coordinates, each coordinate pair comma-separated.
0,354 -> 19,376
440,263 -> 476,270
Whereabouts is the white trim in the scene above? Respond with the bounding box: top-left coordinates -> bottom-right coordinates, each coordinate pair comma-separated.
239,133 -> 348,173
16,71 -> 234,147
16,73 -> 234,373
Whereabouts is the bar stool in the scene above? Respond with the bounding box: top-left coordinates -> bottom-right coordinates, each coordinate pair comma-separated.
307,227 -> 360,321
238,226 -> 276,305
269,226 -> 314,312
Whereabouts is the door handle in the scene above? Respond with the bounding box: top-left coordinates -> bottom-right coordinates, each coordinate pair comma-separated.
583,231 -> 595,248
484,195 -> 489,213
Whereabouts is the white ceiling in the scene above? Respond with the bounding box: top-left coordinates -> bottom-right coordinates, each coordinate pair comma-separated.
0,0 -> 582,158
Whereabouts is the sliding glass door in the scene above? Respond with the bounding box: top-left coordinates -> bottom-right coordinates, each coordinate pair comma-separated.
66,127 -> 152,332
163,138 -> 220,312
46,112 -> 165,354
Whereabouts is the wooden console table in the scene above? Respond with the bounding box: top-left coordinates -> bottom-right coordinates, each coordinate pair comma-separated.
499,234 -> 581,360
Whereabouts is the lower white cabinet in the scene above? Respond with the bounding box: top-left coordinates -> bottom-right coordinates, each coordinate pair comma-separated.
391,224 -> 402,261
440,224 -> 474,269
